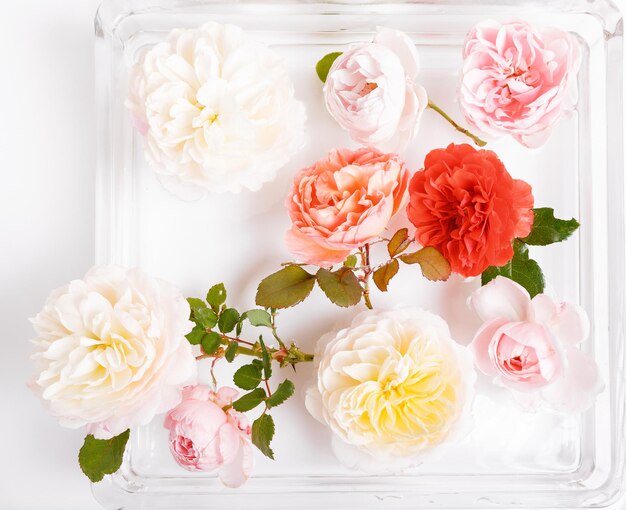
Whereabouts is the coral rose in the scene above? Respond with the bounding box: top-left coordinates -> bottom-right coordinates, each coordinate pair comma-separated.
305,307 -> 476,472
459,20 -> 580,148
324,27 -> 428,152
468,276 -> 603,413
30,266 -> 197,439
286,147 -> 410,267
407,143 -> 534,277
164,385 -> 253,487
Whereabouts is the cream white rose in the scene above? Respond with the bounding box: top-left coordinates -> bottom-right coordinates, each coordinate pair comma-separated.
30,266 -> 197,439
127,22 -> 306,198
306,308 -> 475,470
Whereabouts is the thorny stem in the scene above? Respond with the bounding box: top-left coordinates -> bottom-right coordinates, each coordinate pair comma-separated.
359,244 -> 374,310
209,357 -> 219,388
196,336 -> 314,364
270,309 -> 286,349
264,378 -> 272,398
427,100 -> 487,147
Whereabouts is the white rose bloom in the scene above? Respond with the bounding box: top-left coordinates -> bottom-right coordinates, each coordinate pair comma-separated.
30,266 -> 197,439
306,308 -> 475,471
126,22 -> 306,199
324,27 -> 428,153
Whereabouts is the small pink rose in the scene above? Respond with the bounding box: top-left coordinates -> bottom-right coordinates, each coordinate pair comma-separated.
324,28 -> 428,152
285,147 -> 409,267
163,385 -> 253,487
459,20 -> 580,148
468,276 -> 603,413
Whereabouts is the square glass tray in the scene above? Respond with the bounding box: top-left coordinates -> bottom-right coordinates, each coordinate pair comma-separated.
93,0 -> 625,508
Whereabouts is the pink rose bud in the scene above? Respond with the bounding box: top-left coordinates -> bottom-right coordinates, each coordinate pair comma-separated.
324,28 -> 428,152
459,20 -> 580,147
285,147 -> 409,267
163,385 -> 253,487
468,276 -> 603,413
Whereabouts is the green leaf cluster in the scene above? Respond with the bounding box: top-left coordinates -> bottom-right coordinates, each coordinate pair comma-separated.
482,240 -> 545,297
256,264 -> 362,310
480,209 -> 579,297
373,229 -> 451,292
230,339 -> 295,460
186,284 -> 281,362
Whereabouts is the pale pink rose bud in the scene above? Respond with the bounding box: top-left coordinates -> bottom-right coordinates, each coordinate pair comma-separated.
324,27 -> 428,152
163,385 -> 253,488
459,20 -> 580,148
468,276 -> 603,413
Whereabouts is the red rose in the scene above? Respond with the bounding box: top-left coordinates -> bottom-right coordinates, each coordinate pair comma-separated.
407,144 -> 534,277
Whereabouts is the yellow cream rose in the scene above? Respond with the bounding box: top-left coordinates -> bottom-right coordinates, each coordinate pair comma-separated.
306,307 -> 475,470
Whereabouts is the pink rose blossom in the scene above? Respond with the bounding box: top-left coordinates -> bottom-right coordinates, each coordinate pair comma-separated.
163,385 -> 253,487
324,28 -> 428,152
285,147 -> 410,267
459,20 -> 580,148
468,276 -> 603,413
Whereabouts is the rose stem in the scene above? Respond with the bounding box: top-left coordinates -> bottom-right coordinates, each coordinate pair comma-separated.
359,244 -> 374,310
427,100 -> 487,147
270,309 -> 286,349
196,339 -> 314,363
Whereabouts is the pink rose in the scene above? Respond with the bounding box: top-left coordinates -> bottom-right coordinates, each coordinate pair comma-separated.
285,147 -> 410,267
459,20 -> 580,148
163,385 -> 253,487
468,276 -> 603,413
324,28 -> 428,152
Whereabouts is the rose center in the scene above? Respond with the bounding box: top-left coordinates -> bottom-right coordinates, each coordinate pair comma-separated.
358,82 -> 378,97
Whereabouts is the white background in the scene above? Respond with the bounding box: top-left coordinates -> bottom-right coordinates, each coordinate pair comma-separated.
1,0 -> 102,508
0,1 -> 624,509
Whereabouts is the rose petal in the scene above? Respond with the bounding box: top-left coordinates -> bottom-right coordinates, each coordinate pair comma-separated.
540,346 -> 604,413
469,318 -> 508,376
469,276 -> 532,322
373,27 -> 421,79
219,439 -> 254,488
550,302 -> 590,346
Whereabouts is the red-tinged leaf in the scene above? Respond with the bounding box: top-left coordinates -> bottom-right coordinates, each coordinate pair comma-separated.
373,259 -> 400,292
387,228 -> 410,257
400,247 -> 451,281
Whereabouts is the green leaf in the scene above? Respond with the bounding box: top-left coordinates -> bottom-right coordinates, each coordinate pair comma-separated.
78,430 -> 130,483
236,319 -> 243,337
252,414 -> 275,460
316,267 -> 363,307
206,283 -> 227,311
344,254 -> 357,268
387,228 -> 411,257
373,259 -> 400,292
185,325 -> 205,345
255,265 -> 316,309
244,309 -> 273,328
195,308 -> 218,330
316,52 -> 342,83
201,331 -> 222,355
259,337 -> 272,380
266,379 -> 295,408
224,342 -> 238,362
187,297 -> 206,315
481,240 -> 545,298
400,246 -> 451,281
233,363 -> 263,390
232,388 -> 266,412
519,207 -> 580,246
218,308 -> 240,334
